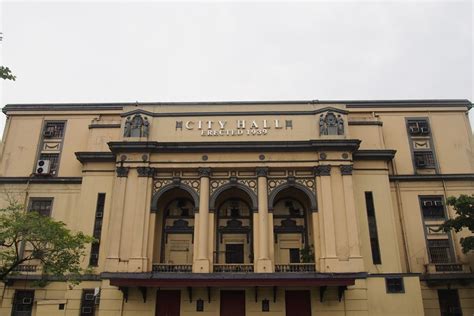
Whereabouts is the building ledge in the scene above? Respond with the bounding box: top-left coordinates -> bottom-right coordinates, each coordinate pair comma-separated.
389,174 -> 474,181
107,140 -> 362,153
0,177 -> 82,184
75,152 -> 116,163
353,149 -> 396,161
101,272 -> 367,287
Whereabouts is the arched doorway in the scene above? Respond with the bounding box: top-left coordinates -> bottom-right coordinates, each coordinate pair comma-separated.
211,185 -> 256,272
271,186 -> 316,272
152,185 -> 197,272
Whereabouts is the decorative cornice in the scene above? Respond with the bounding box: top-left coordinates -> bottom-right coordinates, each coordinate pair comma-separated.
75,152 -> 116,163
116,166 -> 129,177
353,149 -> 396,161
256,167 -> 269,177
3,99 -> 471,115
315,165 -> 331,176
198,167 -> 211,177
340,165 -> 353,175
0,177 -> 82,184
389,174 -> 474,182
137,167 -> 155,177
108,140 -> 361,153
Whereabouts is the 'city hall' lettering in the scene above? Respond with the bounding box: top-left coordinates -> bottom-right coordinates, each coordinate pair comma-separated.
176,119 -> 292,136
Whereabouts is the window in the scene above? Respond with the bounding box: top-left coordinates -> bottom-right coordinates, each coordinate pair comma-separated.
89,193 -> 105,266
12,290 -> 34,316
407,119 -> 430,136
385,277 -> 405,293
421,197 -> 445,219
365,192 -> 381,264
438,289 -> 462,316
80,289 -> 96,316
225,244 -> 244,264
428,239 -> 453,263
28,198 -> 53,217
414,152 -> 436,168
289,248 -> 300,263
43,122 -> 65,139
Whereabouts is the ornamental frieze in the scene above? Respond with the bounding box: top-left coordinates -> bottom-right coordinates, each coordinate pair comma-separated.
267,176 -> 316,196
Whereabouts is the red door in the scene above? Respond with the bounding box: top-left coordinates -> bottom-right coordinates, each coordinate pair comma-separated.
156,290 -> 180,316
285,290 -> 311,316
220,290 -> 246,316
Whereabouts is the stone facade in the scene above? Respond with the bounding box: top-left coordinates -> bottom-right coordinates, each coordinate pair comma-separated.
0,100 -> 473,316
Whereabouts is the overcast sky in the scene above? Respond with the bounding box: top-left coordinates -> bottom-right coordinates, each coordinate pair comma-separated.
1,1 -> 473,134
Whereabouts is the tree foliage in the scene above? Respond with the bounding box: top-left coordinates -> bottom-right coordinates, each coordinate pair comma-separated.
0,201 -> 94,283
441,194 -> 474,253
0,66 -> 16,81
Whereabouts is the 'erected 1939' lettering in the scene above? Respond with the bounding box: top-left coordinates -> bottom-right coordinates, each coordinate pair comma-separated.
175,119 -> 293,136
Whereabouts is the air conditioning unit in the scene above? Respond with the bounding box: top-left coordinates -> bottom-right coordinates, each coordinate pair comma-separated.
434,200 -> 443,206
22,298 -> 32,304
423,200 -> 433,206
85,293 -> 94,301
43,130 -> 53,137
35,160 -> 51,174
420,127 -> 430,134
409,127 -> 420,134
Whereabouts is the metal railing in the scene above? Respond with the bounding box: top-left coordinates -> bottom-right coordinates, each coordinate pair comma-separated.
13,265 -> 38,272
435,263 -> 463,272
213,264 -> 254,273
152,263 -> 192,273
275,263 -> 316,272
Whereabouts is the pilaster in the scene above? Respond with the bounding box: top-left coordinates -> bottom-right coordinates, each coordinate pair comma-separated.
194,167 -> 211,273
256,167 -> 273,273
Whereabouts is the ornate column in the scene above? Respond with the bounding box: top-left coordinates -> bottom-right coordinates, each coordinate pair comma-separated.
194,167 -> 211,273
315,165 -> 337,271
105,166 -> 129,271
129,167 -> 154,272
256,167 -> 273,272
340,165 -> 364,271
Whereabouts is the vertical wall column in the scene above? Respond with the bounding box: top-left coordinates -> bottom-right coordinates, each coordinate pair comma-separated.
194,168 -> 211,273
129,166 -> 154,272
105,166 -> 129,271
256,167 -> 273,272
315,165 -> 337,272
340,165 -> 364,271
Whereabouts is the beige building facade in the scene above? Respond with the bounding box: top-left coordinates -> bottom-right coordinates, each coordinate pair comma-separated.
0,99 -> 473,316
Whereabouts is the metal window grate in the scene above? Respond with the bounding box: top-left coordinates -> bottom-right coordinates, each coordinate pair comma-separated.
428,239 -> 452,263
80,289 -> 96,316
421,197 -> 445,219
12,290 -> 34,315
414,151 -> 436,168
43,122 -> 65,139
407,120 -> 430,135
385,277 -> 405,293
29,198 -> 53,217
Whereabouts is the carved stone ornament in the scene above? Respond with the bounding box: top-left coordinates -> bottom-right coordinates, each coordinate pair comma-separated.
124,114 -> 150,138
256,167 -> 269,177
314,165 -> 331,176
116,166 -> 130,177
137,167 -> 155,177
319,112 -> 344,136
198,167 -> 211,177
340,165 -> 353,175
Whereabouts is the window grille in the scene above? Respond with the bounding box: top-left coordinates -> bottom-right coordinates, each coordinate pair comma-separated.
80,289 -> 96,316
428,239 -> 453,263
43,122 -> 65,139
407,120 -> 430,136
414,151 -> 436,168
385,277 -> 405,293
28,198 -> 53,217
365,192 -> 382,264
421,197 -> 445,219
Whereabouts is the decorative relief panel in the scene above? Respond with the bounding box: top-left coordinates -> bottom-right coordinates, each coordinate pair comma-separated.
182,179 -> 200,194
295,178 -> 316,191
210,179 -> 230,195
267,178 -> 287,195
237,179 -> 258,195
153,179 -> 174,193
267,176 -> 316,196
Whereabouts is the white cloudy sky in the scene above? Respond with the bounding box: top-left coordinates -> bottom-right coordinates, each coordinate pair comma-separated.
0,1 -> 473,134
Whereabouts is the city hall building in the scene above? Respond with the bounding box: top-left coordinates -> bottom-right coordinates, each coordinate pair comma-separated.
0,99 -> 473,316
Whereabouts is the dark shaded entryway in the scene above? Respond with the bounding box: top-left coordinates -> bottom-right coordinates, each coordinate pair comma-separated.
156,290 -> 180,316
285,290 -> 311,316
220,290 -> 246,316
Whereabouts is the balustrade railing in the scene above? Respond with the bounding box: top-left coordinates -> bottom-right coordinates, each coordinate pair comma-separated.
13,265 -> 38,272
434,263 -> 463,272
275,263 -> 316,272
213,264 -> 254,273
152,263 -> 192,273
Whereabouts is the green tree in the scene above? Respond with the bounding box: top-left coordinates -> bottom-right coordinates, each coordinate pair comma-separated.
0,201 -> 94,283
441,194 -> 474,253
0,66 -> 16,81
